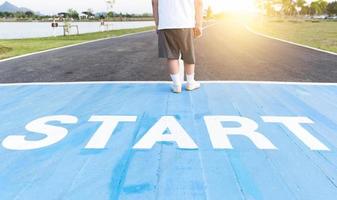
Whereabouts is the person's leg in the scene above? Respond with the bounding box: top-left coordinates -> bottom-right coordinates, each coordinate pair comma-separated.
168,59 -> 182,93
181,29 -> 200,91
185,63 -> 195,75
158,30 -> 182,93
185,62 -> 200,90
185,63 -> 195,82
168,59 -> 180,74
185,62 -> 197,83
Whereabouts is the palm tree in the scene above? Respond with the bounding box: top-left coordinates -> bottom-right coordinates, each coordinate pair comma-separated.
255,0 -> 280,16
296,0 -> 306,8
255,0 -> 265,12
295,0 -> 306,15
67,9 -> 79,20
310,0 -> 328,15
265,0 -> 276,16
326,1 -> 337,16
317,0 -> 328,14
282,0 -> 296,15
206,5 -> 213,19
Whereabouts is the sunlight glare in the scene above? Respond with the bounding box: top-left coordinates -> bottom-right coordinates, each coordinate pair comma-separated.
209,0 -> 257,13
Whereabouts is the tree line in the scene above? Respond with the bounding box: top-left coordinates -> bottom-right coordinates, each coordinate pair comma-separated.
0,9 -> 152,20
0,11 -> 38,19
256,0 -> 337,16
64,9 -> 152,19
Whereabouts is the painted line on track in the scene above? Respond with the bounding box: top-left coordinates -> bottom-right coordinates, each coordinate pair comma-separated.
1,81 -> 337,87
245,25 -> 337,56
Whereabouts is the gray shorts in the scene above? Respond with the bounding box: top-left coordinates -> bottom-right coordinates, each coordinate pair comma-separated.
158,29 -> 195,64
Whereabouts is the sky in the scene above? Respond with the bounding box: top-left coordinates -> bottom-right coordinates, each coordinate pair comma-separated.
1,0 -> 153,15
0,0 -> 335,15
0,0 -> 227,14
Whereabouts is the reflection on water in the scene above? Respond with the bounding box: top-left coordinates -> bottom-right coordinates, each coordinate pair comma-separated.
0,21 -> 155,39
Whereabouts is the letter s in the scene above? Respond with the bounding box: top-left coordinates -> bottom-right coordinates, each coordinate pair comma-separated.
2,115 -> 78,150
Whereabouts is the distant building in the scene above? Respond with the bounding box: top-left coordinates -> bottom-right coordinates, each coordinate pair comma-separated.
79,13 -> 88,19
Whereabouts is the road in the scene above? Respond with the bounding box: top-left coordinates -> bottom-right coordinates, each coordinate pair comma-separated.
0,19 -> 337,83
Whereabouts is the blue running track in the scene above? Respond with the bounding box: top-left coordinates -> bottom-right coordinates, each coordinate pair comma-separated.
0,82 -> 337,200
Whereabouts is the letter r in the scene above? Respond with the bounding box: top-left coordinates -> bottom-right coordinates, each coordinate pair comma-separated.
204,116 -> 277,150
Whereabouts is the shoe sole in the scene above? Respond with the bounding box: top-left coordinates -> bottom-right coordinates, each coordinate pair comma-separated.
171,88 -> 182,93
186,86 -> 201,91
172,90 -> 182,93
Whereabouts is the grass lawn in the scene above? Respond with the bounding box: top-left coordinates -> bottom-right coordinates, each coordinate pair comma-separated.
0,26 -> 154,60
249,17 -> 337,53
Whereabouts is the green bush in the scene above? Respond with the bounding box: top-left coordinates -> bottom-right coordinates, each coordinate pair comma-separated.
0,45 -> 12,54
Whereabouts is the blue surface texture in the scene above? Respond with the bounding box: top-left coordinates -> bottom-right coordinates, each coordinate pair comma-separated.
0,83 -> 337,200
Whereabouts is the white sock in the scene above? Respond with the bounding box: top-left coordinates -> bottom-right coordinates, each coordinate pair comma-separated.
186,73 -> 195,84
170,73 -> 181,86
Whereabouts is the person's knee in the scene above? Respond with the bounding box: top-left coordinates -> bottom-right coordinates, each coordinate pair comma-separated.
167,58 -> 179,65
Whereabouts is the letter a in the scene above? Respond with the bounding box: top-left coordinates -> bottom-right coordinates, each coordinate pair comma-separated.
133,116 -> 198,149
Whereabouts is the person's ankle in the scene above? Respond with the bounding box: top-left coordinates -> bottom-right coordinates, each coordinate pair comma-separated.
170,73 -> 181,86
186,73 -> 195,83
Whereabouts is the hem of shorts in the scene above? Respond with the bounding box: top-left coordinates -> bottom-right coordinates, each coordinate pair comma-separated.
159,56 -> 180,60
158,25 -> 195,30
159,56 -> 195,64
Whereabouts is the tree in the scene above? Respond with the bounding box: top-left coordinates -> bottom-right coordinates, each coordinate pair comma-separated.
282,0 -> 296,15
206,5 -> 213,19
14,12 -> 26,19
318,0 -> 328,13
25,11 -> 34,18
87,8 -> 95,16
141,13 -> 152,17
254,0 -> 279,16
310,0 -> 328,15
326,1 -> 337,16
106,0 -> 116,13
107,11 -> 115,18
58,12 -> 69,18
82,9 -> 95,18
3,12 -> 14,18
255,0 -> 265,11
295,0 -> 306,8
295,0 -> 306,14
266,0 -> 277,16
67,9 -> 79,19
300,5 -> 310,15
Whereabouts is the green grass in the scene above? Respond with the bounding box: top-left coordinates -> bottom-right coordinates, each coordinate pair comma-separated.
0,26 -> 154,60
249,18 -> 337,53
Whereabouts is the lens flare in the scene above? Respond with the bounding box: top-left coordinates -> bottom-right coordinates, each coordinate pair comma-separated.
209,0 -> 257,12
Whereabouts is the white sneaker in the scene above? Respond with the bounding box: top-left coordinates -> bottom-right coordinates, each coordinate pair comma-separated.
171,84 -> 182,93
186,81 -> 201,91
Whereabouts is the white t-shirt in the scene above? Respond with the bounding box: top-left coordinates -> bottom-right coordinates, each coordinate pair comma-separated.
158,0 -> 196,30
